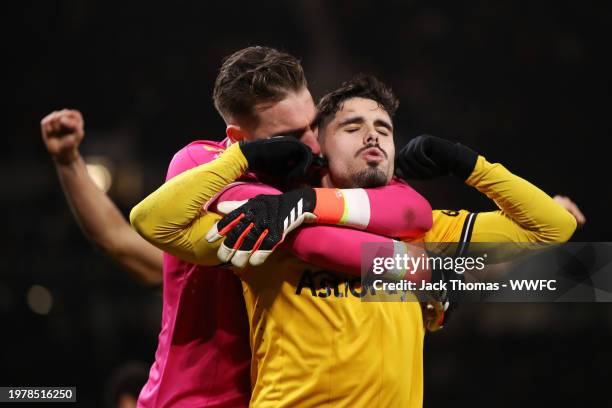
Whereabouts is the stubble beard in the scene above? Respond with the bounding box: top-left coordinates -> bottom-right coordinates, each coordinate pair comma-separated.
350,164 -> 388,188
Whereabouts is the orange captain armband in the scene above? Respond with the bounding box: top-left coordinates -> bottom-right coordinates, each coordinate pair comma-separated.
312,188 -> 372,228
312,188 -> 345,224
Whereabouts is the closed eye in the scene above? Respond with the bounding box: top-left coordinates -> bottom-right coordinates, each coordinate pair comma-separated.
376,127 -> 390,136
344,126 -> 361,133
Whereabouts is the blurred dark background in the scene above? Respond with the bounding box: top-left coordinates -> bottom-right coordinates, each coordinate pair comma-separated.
4,0 -> 612,406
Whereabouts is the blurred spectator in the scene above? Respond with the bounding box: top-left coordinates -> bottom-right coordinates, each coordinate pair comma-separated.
105,362 -> 150,408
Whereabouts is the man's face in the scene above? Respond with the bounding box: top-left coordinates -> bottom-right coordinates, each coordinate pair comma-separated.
250,87 -> 320,154
319,97 -> 395,188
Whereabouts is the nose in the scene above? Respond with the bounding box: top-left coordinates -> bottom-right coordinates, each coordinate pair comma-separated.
364,128 -> 379,145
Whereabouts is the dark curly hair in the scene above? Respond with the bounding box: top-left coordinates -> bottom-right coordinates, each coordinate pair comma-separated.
314,74 -> 399,131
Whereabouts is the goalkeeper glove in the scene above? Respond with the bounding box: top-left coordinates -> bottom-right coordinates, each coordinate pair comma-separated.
206,188 -> 317,267
206,187 -> 376,267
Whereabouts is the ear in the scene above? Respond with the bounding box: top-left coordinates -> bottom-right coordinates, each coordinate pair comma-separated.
314,154 -> 329,168
226,125 -> 249,143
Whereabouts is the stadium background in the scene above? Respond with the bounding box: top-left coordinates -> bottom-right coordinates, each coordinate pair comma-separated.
4,0 -> 612,406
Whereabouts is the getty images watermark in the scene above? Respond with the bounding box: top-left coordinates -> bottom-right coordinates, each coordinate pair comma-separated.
370,252 -> 556,293
359,242 -> 612,302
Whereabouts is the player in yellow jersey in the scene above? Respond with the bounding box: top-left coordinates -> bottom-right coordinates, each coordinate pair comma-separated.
131,75 -> 576,407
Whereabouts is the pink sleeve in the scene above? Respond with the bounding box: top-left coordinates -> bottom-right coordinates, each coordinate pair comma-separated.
207,182 -> 281,212
364,180 -> 432,239
284,225 -> 394,276
208,183 -> 393,276
285,226 -> 430,283
210,180 -> 432,239
208,182 -> 431,278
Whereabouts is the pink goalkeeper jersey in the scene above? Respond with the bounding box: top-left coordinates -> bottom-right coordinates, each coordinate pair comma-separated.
137,139 -> 251,408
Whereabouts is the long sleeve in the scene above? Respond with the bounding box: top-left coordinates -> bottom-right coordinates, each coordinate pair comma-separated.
212,181 -> 432,238
132,173 -> 430,269
467,156 -> 577,243
129,142 -> 248,265
285,225 -> 399,276
209,182 -> 429,273
421,155 -> 578,262
360,181 -> 431,238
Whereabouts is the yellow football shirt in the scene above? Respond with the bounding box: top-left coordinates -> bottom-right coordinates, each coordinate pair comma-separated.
238,251 -> 424,408
131,150 -> 576,407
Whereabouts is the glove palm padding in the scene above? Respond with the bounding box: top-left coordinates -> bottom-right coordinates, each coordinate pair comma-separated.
206,188 -> 317,267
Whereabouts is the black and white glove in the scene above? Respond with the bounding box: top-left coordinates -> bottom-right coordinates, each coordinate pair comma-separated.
206,188 -> 317,267
395,135 -> 478,180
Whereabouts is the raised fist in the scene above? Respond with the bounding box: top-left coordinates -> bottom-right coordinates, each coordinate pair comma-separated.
40,109 -> 85,164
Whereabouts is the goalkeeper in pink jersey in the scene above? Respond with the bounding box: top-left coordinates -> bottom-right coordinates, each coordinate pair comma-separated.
133,49 -> 432,408
42,46 -> 434,407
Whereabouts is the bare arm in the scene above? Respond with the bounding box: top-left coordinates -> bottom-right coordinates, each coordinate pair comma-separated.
41,109 -> 163,287
466,156 -> 577,243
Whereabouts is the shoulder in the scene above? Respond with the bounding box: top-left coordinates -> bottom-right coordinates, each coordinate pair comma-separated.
165,138 -> 230,180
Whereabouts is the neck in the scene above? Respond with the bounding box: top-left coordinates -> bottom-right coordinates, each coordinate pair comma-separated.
321,173 -> 335,188
321,172 -> 355,189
